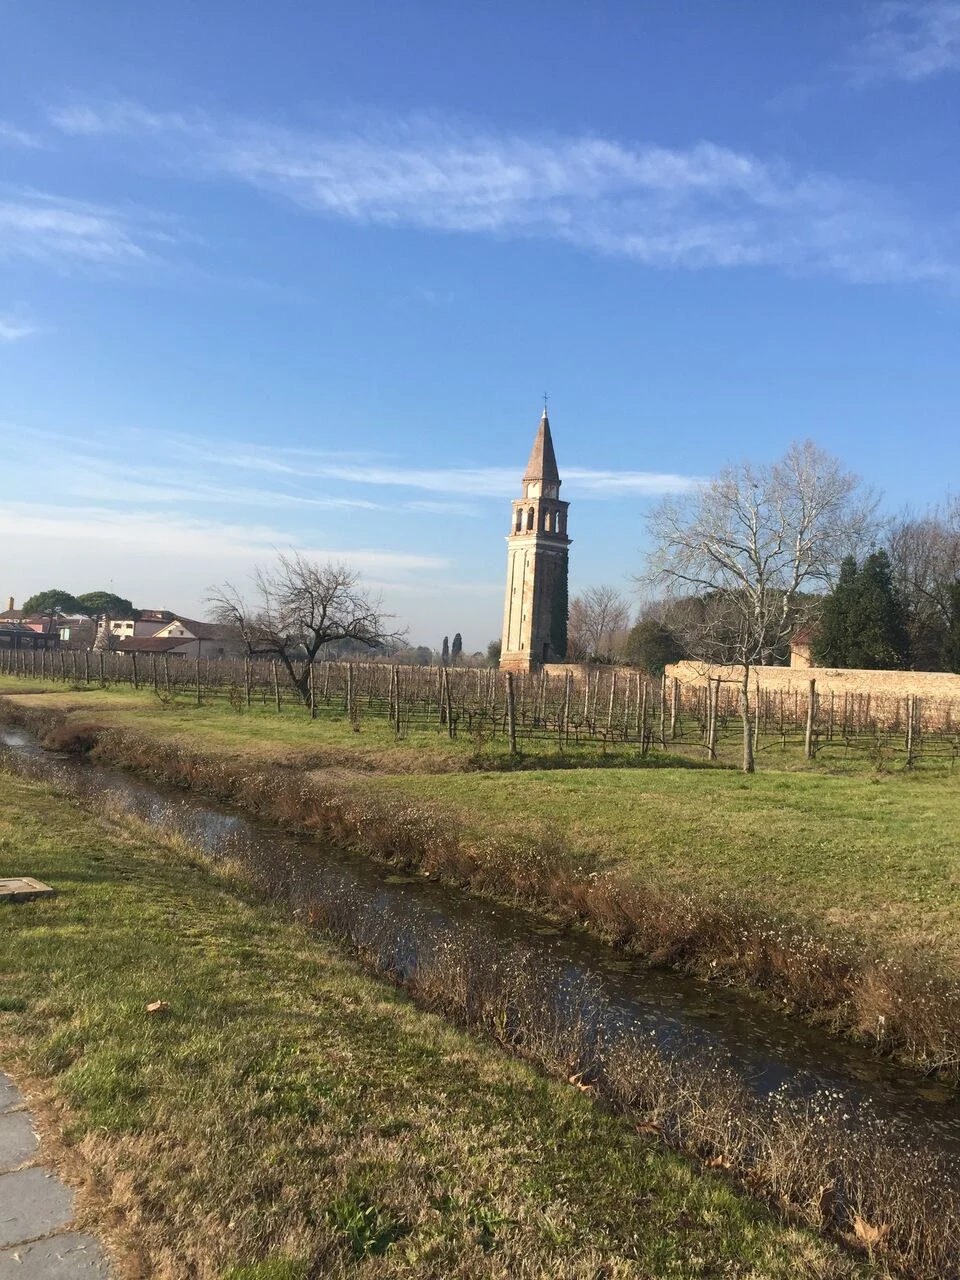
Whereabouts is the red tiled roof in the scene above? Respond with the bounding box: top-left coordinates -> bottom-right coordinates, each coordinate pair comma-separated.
112,638 -> 189,654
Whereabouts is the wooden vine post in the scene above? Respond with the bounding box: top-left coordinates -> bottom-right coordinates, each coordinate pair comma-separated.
505,671 -> 518,755
442,667 -> 455,739
804,678 -> 817,760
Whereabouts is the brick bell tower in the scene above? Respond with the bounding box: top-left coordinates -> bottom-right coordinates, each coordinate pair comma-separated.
499,405 -> 570,672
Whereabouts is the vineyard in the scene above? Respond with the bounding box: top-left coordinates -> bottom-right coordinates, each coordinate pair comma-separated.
4,643 -> 960,767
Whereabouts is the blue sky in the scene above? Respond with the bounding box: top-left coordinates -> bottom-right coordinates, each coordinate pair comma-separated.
1,2 -> 959,650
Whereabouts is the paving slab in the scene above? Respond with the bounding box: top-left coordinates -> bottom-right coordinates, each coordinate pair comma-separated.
0,1082 -> 21,1117
0,1232 -> 110,1278
0,1114 -> 36,1173
0,880 -> 55,904
0,1168 -> 75,1248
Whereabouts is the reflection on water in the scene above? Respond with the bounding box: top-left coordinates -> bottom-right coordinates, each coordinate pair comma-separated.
2,725 -> 959,1163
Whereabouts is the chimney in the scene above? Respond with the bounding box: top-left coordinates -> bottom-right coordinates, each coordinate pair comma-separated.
5,597 -> 12,612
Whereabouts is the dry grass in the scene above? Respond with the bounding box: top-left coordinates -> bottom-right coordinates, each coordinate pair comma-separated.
0,771 -> 870,1280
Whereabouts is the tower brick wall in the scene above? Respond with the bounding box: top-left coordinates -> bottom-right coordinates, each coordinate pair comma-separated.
500,409 -> 570,673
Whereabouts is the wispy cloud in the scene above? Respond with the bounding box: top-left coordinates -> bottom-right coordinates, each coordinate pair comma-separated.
176,439 -> 699,499
0,189 -> 182,269
853,1 -> 960,82
46,99 -> 960,286
2,422 -> 698,521
0,501 -> 447,575
0,121 -> 43,149
0,315 -> 38,342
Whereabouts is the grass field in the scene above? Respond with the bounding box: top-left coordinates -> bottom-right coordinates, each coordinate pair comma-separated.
0,771 -> 870,1279
3,678 -> 959,968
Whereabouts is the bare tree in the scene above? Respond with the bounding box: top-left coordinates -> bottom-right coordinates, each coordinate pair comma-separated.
887,495 -> 960,669
208,553 -> 401,703
567,585 -> 632,661
642,441 -> 874,772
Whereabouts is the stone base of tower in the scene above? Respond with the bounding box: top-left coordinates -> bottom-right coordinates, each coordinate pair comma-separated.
499,648 -> 567,674
499,650 -> 539,674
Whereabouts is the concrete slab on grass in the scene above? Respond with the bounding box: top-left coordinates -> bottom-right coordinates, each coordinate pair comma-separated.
0,879 -> 55,904
0,1168 -> 74,1248
0,1112 -> 37,1172
0,1232 -> 110,1278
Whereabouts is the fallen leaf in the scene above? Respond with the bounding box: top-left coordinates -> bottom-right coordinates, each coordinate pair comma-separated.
853,1216 -> 889,1250
146,1000 -> 170,1015
706,1154 -> 731,1169
566,1073 -> 593,1092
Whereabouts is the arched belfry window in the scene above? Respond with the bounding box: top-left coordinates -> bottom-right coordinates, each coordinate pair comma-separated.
544,510 -> 553,533
514,507 -> 523,532
526,507 -> 535,531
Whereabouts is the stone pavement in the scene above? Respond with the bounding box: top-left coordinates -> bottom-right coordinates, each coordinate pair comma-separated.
0,1072 -> 109,1278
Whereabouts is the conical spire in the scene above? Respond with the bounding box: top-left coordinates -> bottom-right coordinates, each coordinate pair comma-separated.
523,407 -> 560,485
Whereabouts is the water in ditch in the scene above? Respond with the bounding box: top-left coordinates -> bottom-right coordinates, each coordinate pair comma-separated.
2,724 -> 959,1166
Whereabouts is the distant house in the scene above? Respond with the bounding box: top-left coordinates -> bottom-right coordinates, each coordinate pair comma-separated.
111,637 -> 193,657
109,610 -> 176,639
790,625 -> 818,669
0,620 -> 59,651
148,617 -> 245,660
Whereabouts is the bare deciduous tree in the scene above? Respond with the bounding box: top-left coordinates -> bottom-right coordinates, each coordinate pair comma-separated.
642,441 -> 874,772
567,585 -> 632,661
208,553 -> 401,704
887,495 -> 960,669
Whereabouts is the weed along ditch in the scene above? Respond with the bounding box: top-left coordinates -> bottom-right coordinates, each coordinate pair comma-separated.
2,723 -> 960,1274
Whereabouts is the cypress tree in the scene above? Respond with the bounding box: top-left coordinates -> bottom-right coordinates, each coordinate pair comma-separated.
441,635 -> 449,666
813,555 -> 858,666
846,550 -> 911,669
451,633 -> 463,665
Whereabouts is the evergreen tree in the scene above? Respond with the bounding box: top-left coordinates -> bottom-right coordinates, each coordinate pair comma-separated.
623,618 -> 684,676
21,589 -> 81,616
75,591 -> 135,618
943,580 -> 960,674
441,635 -> 449,666
451,633 -> 463,665
846,550 -> 911,669
812,555 -> 858,666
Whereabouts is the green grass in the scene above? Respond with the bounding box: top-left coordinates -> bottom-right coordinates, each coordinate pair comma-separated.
0,672 -> 878,772
374,764 -> 960,962
0,773 -> 869,1279
3,679 -> 960,968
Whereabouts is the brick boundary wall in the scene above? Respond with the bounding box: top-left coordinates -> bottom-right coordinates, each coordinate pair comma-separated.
666,661 -> 960,732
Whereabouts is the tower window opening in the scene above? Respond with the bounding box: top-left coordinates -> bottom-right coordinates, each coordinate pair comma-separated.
515,508 -> 523,532
526,507 -> 535,531
544,510 -> 552,532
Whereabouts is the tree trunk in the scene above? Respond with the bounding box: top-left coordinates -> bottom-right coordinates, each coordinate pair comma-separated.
739,666 -> 755,773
